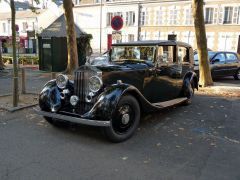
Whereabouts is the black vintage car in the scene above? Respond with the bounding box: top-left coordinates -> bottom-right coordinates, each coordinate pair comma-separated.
35,40 -> 198,142
194,51 -> 240,79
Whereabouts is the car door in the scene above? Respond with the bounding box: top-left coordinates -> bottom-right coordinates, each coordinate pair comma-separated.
143,45 -> 180,103
175,46 -> 193,94
211,52 -> 226,77
225,53 -> 239,76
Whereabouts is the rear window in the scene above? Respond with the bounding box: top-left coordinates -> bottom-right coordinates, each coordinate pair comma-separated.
226,53 -> 238,61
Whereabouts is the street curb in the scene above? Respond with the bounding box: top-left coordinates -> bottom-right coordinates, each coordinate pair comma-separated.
0,94 -> 12,97
1,103 -> 38,112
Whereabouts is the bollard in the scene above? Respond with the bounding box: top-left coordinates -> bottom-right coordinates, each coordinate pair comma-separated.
21,68 -> 26,94
51,72 -> 56,79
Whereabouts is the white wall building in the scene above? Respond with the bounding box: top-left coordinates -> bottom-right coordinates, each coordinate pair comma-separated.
74,0 -> 240,53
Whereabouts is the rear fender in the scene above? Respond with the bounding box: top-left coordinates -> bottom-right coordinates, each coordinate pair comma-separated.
184,71 -> 198,90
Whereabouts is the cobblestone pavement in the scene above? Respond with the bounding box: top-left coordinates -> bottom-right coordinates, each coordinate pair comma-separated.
0,95 -> 240,180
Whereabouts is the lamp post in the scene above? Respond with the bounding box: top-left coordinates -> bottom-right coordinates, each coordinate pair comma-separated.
100,0 -> 103,54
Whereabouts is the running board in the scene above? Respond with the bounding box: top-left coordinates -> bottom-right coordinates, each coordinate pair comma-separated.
152,97 -> 187,108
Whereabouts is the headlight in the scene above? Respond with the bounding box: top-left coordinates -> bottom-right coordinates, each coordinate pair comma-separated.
56,74 -> 68,89
89,76 -> 102,93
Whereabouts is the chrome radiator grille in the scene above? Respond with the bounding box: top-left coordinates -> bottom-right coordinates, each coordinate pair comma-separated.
74,68 -> 98,114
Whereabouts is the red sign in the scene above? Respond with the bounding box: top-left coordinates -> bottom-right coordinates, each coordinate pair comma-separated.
111,16 -> 123,31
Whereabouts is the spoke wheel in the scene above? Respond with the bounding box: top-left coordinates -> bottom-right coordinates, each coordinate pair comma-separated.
103,95 -> 140,142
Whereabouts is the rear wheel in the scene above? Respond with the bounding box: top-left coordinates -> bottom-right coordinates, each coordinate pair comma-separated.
103,95 -> 140,143
234,69 -> 240,80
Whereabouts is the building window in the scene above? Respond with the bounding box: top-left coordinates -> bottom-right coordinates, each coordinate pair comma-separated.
22,22 -> 28,32
140,31 -> 150,40
32,22 -> 35,30
205,8 -> 214,24
224,7 -> 233,24
2,23 -> 6,33
140,10 -> 148,26
156,7 -> 164,25
74,0 -> 80,5
114,12 -> 123,17
185,8 -> 192,25
106,12 -> 113,26
126,11 -> 135,26
169,6 -> 178,25
128,34 -> 134,42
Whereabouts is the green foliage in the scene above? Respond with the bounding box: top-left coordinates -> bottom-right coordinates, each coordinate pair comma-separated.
2,56 -> 39,65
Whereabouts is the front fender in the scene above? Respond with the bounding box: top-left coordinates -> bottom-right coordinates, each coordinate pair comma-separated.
39,80 -> 61,112
82,83 -> 158,120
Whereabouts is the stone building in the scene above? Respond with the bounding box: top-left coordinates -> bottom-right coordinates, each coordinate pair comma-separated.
75,0 -> 240,53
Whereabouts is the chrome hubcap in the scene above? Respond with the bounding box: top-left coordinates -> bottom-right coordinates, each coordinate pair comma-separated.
122,114 -> 130,125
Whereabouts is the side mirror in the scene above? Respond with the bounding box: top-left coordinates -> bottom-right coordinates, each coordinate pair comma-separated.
212,58 -> 220,64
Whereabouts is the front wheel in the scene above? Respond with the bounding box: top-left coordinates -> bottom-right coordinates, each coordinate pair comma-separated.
103,95 -> 140,143
234,69 -> 240,80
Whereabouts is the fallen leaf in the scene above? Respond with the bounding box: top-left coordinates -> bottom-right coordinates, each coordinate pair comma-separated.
122,157 -> 128,160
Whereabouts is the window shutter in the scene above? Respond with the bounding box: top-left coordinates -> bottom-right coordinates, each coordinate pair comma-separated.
126,12 -> 129,26
162,7 -> 166,25
146,9 -> 149,25
233,6 -> 238,24
177,6 -> 181,25
213,7 -> 218,24
156,10 -> 159,25
218,6 -> 223,24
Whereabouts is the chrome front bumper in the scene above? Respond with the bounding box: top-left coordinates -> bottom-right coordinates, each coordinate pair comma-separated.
34,108 -> 110,127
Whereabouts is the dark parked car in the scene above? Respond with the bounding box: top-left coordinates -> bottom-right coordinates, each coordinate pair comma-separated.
35,40 -> 198,142
194,51 -> 240,80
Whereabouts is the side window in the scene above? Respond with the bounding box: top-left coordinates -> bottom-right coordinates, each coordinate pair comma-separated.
213,53 -> 225,63
157,46 -> 174,65
226,53 -> 238,63
178,46 -> 189,63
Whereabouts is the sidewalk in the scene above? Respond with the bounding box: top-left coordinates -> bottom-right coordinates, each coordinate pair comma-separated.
197,81 -> 240,97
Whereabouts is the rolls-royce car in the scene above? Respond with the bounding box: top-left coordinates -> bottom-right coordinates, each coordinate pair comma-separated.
35,40 -> 198,142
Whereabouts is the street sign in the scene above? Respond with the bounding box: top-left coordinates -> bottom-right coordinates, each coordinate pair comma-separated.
112,31 -> 122,41
111,16 -> 123,31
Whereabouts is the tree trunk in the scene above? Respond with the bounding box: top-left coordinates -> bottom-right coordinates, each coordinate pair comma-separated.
11,0 -> 19,107
63,0 -> 78,74
0,45 -> 4,69
192,0 -> 213,87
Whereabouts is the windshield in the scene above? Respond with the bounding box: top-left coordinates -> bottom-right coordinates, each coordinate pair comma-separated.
111,46 -> 155,62
194,51 -> 216,64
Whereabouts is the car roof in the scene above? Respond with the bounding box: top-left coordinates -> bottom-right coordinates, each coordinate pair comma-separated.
112,40 -> 192,48
209,51 -> 237,54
